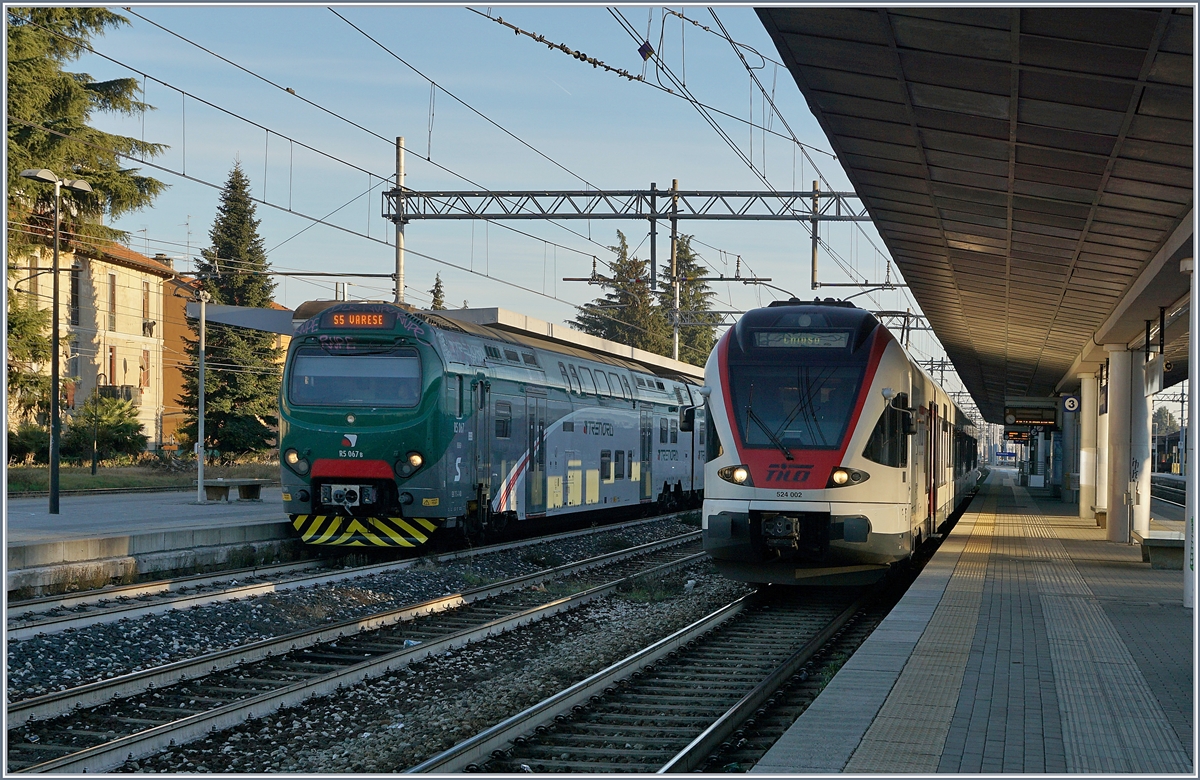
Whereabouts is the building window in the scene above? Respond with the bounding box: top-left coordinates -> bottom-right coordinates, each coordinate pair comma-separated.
140,350 -> 150,388
142,280 -> 150,320
495,401 -> 512,439
107,273 -> 117,331
70,267 -> 81,326
107,346 -> 117,385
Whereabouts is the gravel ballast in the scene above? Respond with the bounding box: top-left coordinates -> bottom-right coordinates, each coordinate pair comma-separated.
8,520 -> 695,702
116,565 -> 751,773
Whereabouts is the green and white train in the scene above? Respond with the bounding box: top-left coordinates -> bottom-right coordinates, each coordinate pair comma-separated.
279,302 -> 705,547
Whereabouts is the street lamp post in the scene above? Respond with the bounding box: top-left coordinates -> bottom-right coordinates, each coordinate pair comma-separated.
19,169 -> 92,515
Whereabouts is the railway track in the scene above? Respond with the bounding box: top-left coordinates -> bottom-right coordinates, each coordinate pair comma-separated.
8,514 -> 692,640
408,587 -> 875,773
6,530 -> 702,773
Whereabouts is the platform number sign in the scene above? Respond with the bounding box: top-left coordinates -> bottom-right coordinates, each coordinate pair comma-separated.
1062,395 -> 1080,414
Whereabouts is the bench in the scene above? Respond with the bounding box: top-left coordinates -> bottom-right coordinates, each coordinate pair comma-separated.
1091,505 -> 1107,529
196,479 -> 271,502
1132,531 -> 1184,570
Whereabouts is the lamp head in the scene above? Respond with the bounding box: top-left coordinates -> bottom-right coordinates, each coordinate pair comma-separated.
64,179 -> 92,194
19,168 -> 58,184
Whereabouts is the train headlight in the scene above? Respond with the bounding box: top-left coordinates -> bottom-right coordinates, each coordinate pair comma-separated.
827,467 -> 869,488
395,452 -> 424,479
284,448 -> 310,475
718,465 -> 752,485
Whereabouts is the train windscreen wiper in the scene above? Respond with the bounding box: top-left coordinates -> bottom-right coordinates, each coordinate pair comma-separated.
746,384 -> 794,460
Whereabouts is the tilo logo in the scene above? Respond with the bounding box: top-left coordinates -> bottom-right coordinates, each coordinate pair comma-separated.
341,433 -> 358,448
765,463 -> 814,483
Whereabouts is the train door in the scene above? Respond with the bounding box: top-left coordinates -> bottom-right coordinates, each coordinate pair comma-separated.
472,376 -> 492,512
927,401 -> 938,538
909,383 -> 927,536
526,394 -> 547,516
639,408 -> 654,502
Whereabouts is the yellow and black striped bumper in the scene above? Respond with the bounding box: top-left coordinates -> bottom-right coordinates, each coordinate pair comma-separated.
290,515 -> 440,547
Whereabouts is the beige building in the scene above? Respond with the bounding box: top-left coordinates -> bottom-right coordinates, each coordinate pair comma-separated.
14,241 -> 174,448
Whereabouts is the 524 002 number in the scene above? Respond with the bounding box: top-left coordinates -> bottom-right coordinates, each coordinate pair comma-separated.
775,491 -> 804,499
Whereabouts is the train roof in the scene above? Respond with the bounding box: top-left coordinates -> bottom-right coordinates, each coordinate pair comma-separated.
292,301 -> 704,383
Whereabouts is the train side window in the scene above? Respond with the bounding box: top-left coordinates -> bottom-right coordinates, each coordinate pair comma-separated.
699,421 -> 706,446
601,450 -> 613,483
495,401 -> 512,438
559,362 -> 571,389
485,345 -> 502,360
614,450 -> 625,479
660,418 -> 668,444
568,364 -> 582,394
609,373 -> 626,400
521,352 -> 539,366
656,380 -> 666,390
636,377 -> 646,387
504,349 -> 520,362
595,371 -> 612,397
669,419 -> 678,444
579,367 -> 597,396
563,421 -> 575,432
627,450 -> 635,478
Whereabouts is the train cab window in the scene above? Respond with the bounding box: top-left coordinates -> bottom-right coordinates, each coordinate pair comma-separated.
495,401 -> 512,438
579,367 -> 597,396
660,418 -> 668,444
614,450 -> 625,480
559,362 -> 571,389
620,375 -> 633,399
601,450 -> 613,483
504,349 -> 520,362
862,394 -> 909,469
521,352 -> 539,367
669,419 -> 679,443
446,374 -> 464,418
596,371 -> 612,397
568,364 -> 582,394
289,346 -> 421,408
705,403 -> 723,462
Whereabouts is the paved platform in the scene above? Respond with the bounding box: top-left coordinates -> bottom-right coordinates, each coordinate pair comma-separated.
754,469 -> 1194,774
6,490 -> 295,594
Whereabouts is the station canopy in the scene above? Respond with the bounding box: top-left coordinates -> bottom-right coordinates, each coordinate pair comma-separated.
758,8 -> 1194,421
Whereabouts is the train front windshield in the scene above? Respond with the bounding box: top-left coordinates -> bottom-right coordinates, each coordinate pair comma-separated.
729,364 -> 865,450
289,347 -> 421,407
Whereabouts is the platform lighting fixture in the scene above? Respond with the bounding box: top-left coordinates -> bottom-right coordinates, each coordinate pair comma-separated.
20,169 -> 93,515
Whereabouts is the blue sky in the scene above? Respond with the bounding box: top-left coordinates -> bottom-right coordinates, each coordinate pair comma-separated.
79,5 -> 953,372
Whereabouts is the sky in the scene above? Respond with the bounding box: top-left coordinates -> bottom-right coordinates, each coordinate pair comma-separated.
76,4 -> 971,400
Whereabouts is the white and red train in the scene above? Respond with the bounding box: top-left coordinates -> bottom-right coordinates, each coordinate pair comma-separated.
700,299 -> 980,586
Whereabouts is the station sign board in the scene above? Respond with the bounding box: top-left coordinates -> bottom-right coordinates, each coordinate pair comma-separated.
1003,406 -> 1059,431
1005,430 -> 1031,442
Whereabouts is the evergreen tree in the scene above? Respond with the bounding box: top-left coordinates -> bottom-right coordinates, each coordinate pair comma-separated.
429,273 -> 446,310
571,231 -> 670,356
7,7 -> 166,421
179,163 -> 282,455
5,282 -> 51,423
657,234 -> 720,365
7,7 -> 166,251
